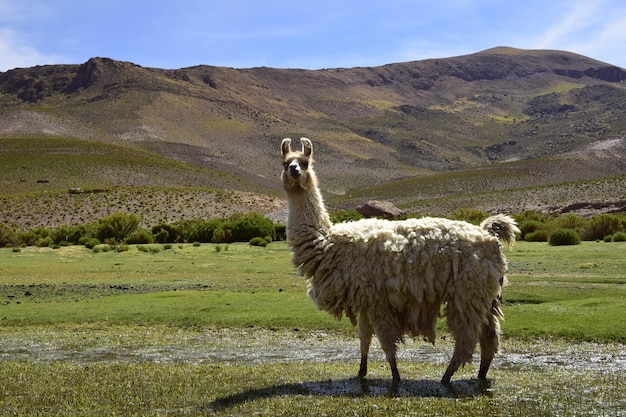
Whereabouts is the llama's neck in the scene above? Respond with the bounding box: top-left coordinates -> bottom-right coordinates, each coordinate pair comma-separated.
286,185 -> 332,241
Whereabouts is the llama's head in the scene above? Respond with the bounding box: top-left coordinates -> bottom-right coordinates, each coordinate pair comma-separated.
281,137 -> 317,193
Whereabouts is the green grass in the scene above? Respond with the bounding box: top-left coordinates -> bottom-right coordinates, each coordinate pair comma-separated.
502,240 -> 626,342
1,241 -> 623,341
0,241 -> 624,416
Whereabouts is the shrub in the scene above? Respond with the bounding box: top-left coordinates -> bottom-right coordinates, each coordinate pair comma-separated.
18,226 -> 52,247
188,219 -> 223,243
138,245 -> 161,253
116,244 -> 130,252
163,243 -> 173,250
249,237 -> 269,247
549,228 -> 581,246
126,229 -> 154,244
151,223 -> 180,243
582,214 -> 621,241
518,220 -> 546,240
274,223 -> 287,241
331,210 -> 364,223
552,213 -> 587,234
213,212 -> 276,243
524,229 -> 549,242
0,223 -> 18,247
449,208 -> 488,225
95,213 -> 141,243
516,210 -> 549,223
51,224 -> 86,245
93,244 -> 112,253
192,241 -> 201,247
611,231 -> 626,242
82,237 -> 101,249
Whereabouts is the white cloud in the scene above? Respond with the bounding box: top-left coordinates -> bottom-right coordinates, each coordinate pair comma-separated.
535,0 -> 605,48
0,28 -> 65,71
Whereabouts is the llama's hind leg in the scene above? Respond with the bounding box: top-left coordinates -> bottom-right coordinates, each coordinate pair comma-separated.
478,312 -> 500,380
357,310 -> 373,379
442,339 -> 478,384
442,310 -> 479,384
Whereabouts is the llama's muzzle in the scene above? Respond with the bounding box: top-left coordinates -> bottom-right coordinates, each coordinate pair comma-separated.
288,160 -> 301,178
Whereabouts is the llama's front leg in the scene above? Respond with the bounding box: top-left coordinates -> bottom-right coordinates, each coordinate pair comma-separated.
372,320 -> 401,384
358,310 -> 373,379
478,313 -> 500,380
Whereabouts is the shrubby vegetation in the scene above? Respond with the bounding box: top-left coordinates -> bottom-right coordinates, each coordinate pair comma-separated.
514,210 -> 626,245
0,212 -> 286,248
548,228 -> 581,246
1,209 -> 625,248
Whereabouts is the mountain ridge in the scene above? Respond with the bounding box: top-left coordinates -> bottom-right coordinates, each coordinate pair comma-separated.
1,46 -> 626,227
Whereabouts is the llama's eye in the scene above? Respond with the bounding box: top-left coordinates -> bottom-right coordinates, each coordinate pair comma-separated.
299,160 -> 308,169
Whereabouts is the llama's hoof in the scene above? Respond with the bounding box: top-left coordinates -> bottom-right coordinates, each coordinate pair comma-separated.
477,377 -> 493,389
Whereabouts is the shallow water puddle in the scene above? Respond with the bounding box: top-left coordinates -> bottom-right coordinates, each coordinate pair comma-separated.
0,327 -> 624,375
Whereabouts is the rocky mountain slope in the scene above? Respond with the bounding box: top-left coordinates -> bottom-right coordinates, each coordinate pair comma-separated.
1,46 -> 625,227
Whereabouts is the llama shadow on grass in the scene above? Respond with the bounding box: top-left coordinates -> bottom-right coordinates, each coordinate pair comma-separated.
208,377 -> 493,411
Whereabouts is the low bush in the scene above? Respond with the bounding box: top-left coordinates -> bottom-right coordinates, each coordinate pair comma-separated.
187,219 -> 223,243
611,231 -> 626,242
35,236 -> 54,248
525,229 -> 549,242
249,237 -> 269,247
0,223 -> 17,247
274,223 -> 286,241
552,213 -> 587,233
449,208 -> 488,225
549,228 -> 581,246
331,210 -> 364,223
126,229 -> 154,244
116,244 -> 130,252
93,244 -> 112,253
151,223 -> 180,243
212,212 -> 276,243
137,245 -> 161,254
95,213 -> 141,243
81,237 -> 101,249
582,214 -> 622,241
518,220 -> 546,240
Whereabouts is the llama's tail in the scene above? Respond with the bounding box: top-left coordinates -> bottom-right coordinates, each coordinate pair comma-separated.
480,214 -> 520,247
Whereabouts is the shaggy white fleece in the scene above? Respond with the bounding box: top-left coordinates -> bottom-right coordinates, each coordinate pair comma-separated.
281,137 -> 519,384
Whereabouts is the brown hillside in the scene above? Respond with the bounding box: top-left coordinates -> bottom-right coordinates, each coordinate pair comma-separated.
1,46 -> 626,226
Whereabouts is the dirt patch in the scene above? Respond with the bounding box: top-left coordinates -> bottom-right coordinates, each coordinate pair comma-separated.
0,283 -> 209,305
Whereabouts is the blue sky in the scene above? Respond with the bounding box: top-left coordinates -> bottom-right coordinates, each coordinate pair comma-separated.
1,0 -> 625,72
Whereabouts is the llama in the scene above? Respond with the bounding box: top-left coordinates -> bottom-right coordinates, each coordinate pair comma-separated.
281,137 -> 520,385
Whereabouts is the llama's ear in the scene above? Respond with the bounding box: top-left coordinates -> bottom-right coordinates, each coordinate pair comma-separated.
281,138 -> 292,157
301,138 -> 312,158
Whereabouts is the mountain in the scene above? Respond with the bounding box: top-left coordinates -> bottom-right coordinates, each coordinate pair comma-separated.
1,46 -> 626,227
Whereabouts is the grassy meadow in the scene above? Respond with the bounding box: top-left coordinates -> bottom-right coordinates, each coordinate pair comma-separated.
0,241 -> 624,416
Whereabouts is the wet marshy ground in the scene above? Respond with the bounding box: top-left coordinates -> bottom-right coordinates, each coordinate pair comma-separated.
1,326 -> 624,414
1,326 -> 624,373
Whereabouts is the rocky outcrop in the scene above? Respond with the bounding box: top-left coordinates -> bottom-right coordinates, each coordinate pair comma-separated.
357,200 -> 404,219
